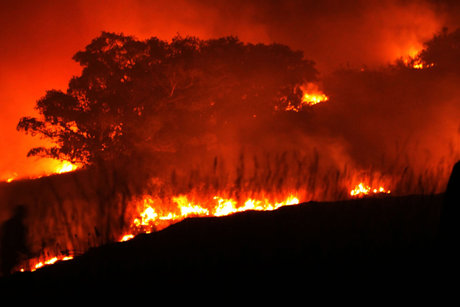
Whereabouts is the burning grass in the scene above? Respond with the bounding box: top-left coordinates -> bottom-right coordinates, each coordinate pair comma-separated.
119,193 -> 300,241
6,192 -> 445,283
5,29 -> 459,275
2,160 -> 80,183
5,149 -> 452,274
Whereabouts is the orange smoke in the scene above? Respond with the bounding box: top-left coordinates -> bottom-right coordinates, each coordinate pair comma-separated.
0,0 -> 450,180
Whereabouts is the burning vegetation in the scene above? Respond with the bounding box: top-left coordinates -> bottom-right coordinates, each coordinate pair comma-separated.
349,183 -> 391,197
119,193 -> 300,242
2,23 -> 460,275
2,160 -> 79,183
284,83 -> 329,111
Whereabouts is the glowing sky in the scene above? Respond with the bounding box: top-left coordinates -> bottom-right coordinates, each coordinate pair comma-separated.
1,0 -> 457,179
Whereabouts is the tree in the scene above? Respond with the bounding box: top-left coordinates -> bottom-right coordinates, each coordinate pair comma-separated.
419,27 -> 460,72
17,32 -> 317,168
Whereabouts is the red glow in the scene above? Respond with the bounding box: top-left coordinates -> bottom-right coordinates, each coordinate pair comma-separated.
0,0 -> 448,180
2,1 -> 460,276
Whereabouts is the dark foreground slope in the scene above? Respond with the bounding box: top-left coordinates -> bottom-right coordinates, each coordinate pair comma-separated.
2,193 -> 451,286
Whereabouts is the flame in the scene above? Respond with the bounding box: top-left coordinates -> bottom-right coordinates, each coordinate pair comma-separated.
55,161 -> 79,174
2,161 -> 79,183
411,60 -> 434,70
349,182 -> 391,197
17,176 -> 392,272
120,234 -> 135,242
120,193 -> 300,241
285,83 -> 329,111
19,255 -> 74,272
17,178 -> 393,272
5,173 -> 18,183
399,46 -> 434,70
174,195 -> 210,217
402,56 -> 434,70
301,83 -> 328,106
1,172 -> 18,183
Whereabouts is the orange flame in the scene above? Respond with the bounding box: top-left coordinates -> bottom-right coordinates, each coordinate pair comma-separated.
19,255 -> 74,273
4,173 -> 18,183
301,83 -> 329,106
120,193 -> 300,241
18,177 -> 391,272
349,182 -> 391,197
402,56 -> 434,70
399,45 -> 434,70
2,161 -> 79,183
285,82 -> 329,111
55,161 -> 79,174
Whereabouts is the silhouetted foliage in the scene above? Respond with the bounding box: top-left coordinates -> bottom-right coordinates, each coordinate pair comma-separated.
17,32 -> 317,167
419,27 -> 460,72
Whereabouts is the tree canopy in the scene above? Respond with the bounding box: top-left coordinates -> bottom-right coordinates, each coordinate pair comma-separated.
17,32 -> 317,167
419,27 -> 460,72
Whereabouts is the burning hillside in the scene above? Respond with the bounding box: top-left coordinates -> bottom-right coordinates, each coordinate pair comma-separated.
1,1 -> 460,278
4,192 -> 445,284
4,28 -> 460,274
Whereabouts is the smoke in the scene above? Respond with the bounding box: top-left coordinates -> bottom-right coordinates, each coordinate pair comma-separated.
179,0 -> 446,71
1,0 -> 459,181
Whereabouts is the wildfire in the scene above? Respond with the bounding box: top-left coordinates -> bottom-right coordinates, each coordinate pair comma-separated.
1,161 -> 79,183
349,183 -> 391,197
400,48 -> 434,70
285,82 -> 329,111
55,161 -> 79,174
3,172 -> 18,183
19,255 -> 74,272
403,57 -> 434,69
120,194 -> 300,241
18,178 -> 390,272
411,60 -> 434,69
301,83 -> 328,106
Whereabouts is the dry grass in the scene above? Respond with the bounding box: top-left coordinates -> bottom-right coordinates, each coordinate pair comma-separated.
0,150 -> 454,273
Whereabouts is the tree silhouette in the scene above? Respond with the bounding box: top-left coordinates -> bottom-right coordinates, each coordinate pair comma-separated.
419,27 -> 460,72
17,32 -> 317,168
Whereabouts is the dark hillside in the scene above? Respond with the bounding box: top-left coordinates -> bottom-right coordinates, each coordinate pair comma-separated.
2,193 -> 446,286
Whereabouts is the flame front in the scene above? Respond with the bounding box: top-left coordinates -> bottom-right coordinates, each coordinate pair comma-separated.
55,161 -> 79,174
400,46 -> 434,70
350,182 -> 391,197
300,83 -> 329,106
17,178 -> 390,271
2,161 -> 79,183
120,193 -> 300,241
20,255 -> 74,273
285,82 -> 329,111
